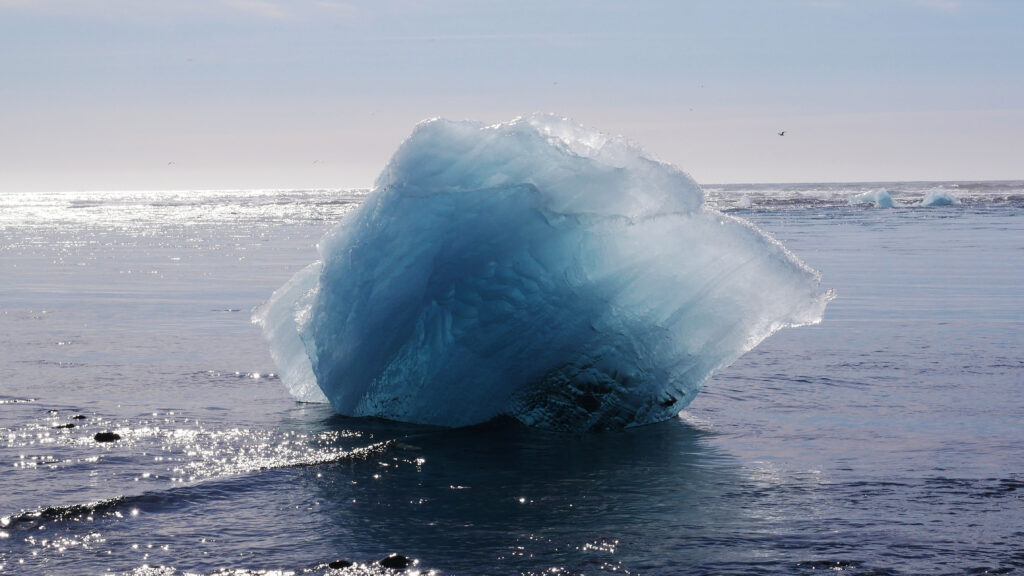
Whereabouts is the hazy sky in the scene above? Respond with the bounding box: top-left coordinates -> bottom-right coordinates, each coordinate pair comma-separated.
2,0 -> 1022,191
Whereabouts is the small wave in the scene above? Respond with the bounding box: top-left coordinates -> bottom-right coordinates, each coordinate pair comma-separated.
1,440 -> 393,532
1,496 -> 126,530
794,560 -> 866,572
0,396 -> 36,405
67,200 -> 107,208
923,476 -> 1024,499
197,369 -> 280,380
108,555 -> 424,576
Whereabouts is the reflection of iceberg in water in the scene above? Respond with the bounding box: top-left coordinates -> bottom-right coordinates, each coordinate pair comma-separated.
307,418 -> 748,573
255,115 -> 831,431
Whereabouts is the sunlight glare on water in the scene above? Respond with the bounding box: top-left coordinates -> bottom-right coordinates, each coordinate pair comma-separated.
0,185 -> 1021,575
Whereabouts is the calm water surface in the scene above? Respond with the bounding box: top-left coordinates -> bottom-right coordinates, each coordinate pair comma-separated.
1,184 -> 1022,575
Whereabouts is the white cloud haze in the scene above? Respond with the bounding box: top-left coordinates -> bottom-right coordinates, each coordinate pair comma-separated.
1,0 -> 1021,190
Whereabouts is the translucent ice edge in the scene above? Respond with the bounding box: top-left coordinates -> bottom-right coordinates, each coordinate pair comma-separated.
255,114 -> 832,432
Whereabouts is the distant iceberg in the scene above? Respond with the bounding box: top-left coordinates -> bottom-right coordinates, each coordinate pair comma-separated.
920,189 -> 961,207
255,115 -> 831,431
849,189 -> 896,208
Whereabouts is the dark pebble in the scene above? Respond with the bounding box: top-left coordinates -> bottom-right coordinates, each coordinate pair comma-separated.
72,415 -> 87,420
379,554 -> 410,570
328,559 -> 353,569
94,432 -> 121,442
53,423 -> 76,429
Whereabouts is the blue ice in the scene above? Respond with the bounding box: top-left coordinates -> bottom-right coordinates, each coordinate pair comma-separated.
920,189 -> 961,207
849,189 -> 896,208
255,115 -> 831,431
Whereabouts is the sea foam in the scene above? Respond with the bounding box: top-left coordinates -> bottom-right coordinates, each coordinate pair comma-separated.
255,115 -> 831,431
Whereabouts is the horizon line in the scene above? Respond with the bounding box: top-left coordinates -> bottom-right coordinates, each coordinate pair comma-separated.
3,177 -> 1023,195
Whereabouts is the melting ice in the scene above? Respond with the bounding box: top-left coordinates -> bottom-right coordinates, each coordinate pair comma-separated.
920,189 -> 961,207
255,115 -> 831,431
849,189 -> 897,208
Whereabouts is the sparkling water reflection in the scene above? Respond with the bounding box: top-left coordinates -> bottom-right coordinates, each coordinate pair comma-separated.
1,186 -> 1022,575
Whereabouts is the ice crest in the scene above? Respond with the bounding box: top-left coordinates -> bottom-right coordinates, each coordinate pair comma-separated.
255,115 -> 831,431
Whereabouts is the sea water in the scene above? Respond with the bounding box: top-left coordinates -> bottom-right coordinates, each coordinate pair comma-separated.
1,183 -> 1022,575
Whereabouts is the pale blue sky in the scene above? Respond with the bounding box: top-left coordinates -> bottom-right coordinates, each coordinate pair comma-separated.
2,0 -> 1022,191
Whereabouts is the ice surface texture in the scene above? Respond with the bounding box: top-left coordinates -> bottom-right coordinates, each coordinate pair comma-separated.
256,115 -> 831,431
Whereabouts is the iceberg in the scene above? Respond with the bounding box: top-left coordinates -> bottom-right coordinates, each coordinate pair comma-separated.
920,189 -> 961,207
255,115 -> 831,431
849,189 -> 896,208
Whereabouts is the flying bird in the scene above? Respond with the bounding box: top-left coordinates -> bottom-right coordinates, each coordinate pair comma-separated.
778,130 -> 786,136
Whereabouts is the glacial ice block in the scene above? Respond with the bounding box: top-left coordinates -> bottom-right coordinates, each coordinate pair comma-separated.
849,189 -> 896,208
920,189 -> 961,207
255,115 -> 831,431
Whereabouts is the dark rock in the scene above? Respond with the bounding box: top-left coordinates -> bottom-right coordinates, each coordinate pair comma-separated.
379,554 -> 410,569
328,559 -> 353,569
94,432 -> 121,442
72,415 -> 87,420
53,423 -> 76,429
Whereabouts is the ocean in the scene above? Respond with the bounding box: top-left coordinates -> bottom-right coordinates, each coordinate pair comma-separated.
1,182 -> 1021,575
